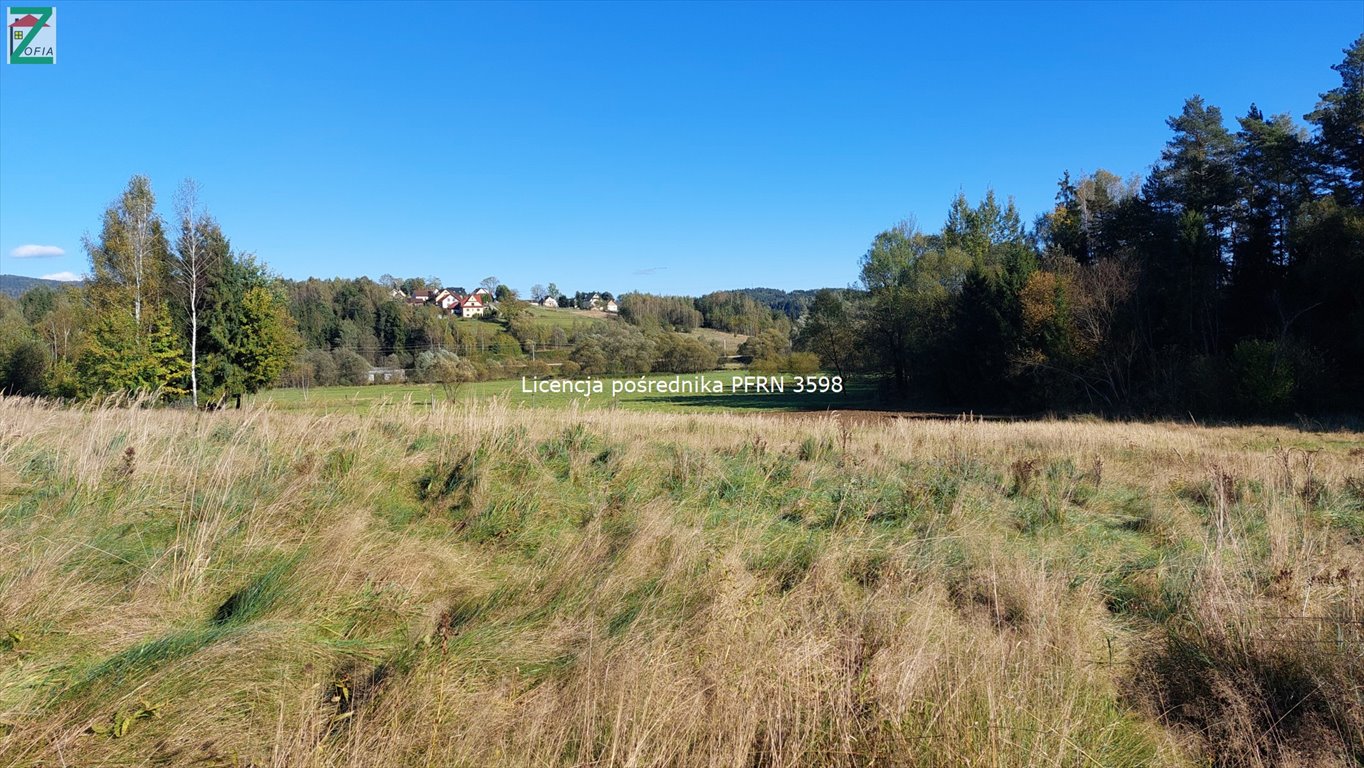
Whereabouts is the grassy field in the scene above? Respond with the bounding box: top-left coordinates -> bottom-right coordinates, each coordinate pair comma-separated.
519,304 -> 614,332
1,397 -> 1361,767
255,372 -> 877,414
689,324 -> 750,353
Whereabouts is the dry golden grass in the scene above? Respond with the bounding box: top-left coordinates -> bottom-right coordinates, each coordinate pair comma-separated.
0,396 -> 1360,767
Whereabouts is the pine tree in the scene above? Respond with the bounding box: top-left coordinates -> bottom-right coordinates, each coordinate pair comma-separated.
1305,36 -> 1364,206
1229,106 -> 1310,338
1144,97 -> 1239,355
201,255 -> 299,404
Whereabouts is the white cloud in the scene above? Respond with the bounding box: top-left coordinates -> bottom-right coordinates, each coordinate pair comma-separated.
39,271 -> 81,282
10,244 -> 66,258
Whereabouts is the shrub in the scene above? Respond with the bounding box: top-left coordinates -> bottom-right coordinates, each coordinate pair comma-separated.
738,328 -> 790,360
654,332 -> 720,373
751,355 -> 785,375
2,340 -> 47,395
1230,339 -> 1293,414
786,351 -> 820,374
414,349 -> 473,384
569,338 -> 608,374
301,349 -> 338,386
570,325 -> 655,374
333,349 -> 372,385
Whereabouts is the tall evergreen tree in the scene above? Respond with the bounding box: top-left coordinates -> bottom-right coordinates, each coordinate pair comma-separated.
1144,97 -> 1239,356
201,254 -> 299,404
1229,106 -> 1310,338
1305,36 -> 1364,206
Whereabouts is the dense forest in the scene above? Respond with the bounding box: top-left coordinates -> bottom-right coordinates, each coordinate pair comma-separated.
797,37 -> 1363,416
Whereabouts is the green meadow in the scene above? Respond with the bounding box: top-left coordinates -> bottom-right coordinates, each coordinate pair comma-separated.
2,397 -> 1360,766
254,371 -> 879,414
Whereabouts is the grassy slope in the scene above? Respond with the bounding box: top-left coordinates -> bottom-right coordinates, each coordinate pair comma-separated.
520,304 -> 613,331
0,398 -> 1361,767
402,305 -> 745,365
689,324 -> 749,352
520,305 -> 749,350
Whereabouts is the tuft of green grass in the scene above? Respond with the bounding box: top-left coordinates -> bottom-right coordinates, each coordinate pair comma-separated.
212,554 -> 304,626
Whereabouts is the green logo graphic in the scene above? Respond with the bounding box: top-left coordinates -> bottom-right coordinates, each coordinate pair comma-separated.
8,6 -> 55,64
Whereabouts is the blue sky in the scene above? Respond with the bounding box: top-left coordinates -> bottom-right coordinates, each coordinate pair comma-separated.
1,1 -> 1358,296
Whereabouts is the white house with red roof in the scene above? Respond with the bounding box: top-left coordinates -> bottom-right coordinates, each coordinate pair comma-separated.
434,289 -> 460,311
452,292 -> 485,318
387,283 -> 497,317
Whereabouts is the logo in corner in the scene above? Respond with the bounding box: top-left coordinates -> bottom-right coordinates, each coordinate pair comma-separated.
8,6 -> 55,64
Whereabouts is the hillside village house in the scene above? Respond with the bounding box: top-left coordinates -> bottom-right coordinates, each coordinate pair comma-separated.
583,293 -> 619,313
434,289 -> 460,311
393,285 -> 489,318
391,283 -> 610,318
453,292 -> 486,318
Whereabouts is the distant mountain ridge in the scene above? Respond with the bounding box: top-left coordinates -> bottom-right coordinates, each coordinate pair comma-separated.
0,274 -> 83,299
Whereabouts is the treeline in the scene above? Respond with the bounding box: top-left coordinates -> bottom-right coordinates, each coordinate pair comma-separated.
798,38 -> 1363,415
729,287 -> 820,322
1,177 -> 296,404
281,277 -> 624,365
562,324 -> 720,376
281,278 -> 527,387
284,277 -> 516,366
273,277 -> 728,385
617,293 -> 702,331
616,289 -> 797,336
695,291 -> 792,335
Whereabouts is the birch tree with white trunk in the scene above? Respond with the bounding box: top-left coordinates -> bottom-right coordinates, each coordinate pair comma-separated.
172,179 -> 220,407
84,175 -> 169,334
